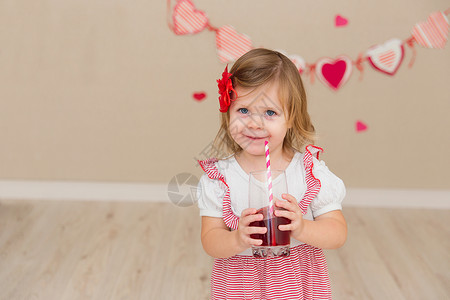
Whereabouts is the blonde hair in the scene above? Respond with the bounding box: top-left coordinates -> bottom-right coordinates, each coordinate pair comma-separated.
213,48 -> 315,157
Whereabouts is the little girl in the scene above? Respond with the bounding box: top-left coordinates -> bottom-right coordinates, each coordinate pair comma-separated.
197,48 -> 347,299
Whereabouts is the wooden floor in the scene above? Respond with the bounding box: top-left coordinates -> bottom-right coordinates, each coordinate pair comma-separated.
0,200 -> 448,300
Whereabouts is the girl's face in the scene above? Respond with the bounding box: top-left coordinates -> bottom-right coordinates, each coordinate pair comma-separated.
228,81 -> 290,157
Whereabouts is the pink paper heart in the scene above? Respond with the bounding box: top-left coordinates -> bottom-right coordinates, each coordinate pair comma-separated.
367,38 -> 405,76
356,121 -> 368,132
335,15 -> 349,27
193,92 -> 206,101
412,11 -> 449,49
172,0 -> 209,35
216,25 -> 253,63
316,56 -> 353,90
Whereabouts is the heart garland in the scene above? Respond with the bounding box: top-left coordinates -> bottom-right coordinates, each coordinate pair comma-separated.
412,11 -> 449,49
276,50 -> 307,74
168,1 -> 450,91
366,39 -> 405,76
287,54 -> 307,74
316,56 -> 353,90
216,26 -> 253,63
172,0 -> 208,35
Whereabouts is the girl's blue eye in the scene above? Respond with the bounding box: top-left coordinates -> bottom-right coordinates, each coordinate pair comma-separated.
266,110 -> 276,117
238,108 -> 249,114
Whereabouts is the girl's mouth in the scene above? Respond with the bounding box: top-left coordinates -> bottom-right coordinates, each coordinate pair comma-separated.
245,135 -> 268,141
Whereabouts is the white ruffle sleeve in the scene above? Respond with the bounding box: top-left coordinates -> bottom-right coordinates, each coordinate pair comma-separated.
196,173 -> 226,218
310,157 -> 346,218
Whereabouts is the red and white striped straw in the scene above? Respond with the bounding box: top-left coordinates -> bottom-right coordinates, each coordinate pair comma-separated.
265,140 -> 274,215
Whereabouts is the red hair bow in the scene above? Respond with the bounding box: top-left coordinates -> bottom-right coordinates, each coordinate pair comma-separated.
217,65 -> 237,113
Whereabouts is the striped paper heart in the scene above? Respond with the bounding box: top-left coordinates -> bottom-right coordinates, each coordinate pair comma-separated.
412,11 -> 449,49
316,56 -> 353,90
366,39 -> 404,76
172,0 -> 208,35
216,25 -> 253,63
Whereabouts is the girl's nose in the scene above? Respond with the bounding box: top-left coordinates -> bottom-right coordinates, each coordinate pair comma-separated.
247,114 -> 264,129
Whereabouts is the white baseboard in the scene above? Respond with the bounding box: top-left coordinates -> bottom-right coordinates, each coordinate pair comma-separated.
0,180 -> 449,209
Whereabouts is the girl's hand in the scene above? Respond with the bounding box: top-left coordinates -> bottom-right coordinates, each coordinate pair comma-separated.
236,208 -> 267,249
274,193 -> 304,238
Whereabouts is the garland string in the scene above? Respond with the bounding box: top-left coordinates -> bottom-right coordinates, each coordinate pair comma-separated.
167,2 -> 450,86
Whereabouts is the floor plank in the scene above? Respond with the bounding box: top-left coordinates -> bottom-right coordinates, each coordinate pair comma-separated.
0,200 -> 448,299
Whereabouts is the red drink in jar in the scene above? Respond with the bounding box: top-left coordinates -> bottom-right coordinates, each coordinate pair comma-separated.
250,206 -> 291,246
248,170 -> 291,257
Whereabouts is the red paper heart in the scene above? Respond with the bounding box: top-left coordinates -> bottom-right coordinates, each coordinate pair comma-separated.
172,0 -> 209,35
367,39 -> 405,76
412,11 -> 449,49
193,92 -> 206,101
356,121 -> 368,132
216,25 -> 253,63
335,15 -> 349,27
316,56 -> 353,90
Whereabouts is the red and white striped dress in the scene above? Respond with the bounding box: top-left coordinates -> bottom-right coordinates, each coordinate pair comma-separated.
198,145 -> 332,300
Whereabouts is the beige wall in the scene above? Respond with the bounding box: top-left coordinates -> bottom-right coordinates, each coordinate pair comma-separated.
0,0 -> 449,189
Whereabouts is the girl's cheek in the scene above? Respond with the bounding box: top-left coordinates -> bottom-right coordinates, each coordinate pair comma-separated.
230,118 -> 246,130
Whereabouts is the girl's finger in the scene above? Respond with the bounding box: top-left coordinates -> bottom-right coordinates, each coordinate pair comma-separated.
278,224 -> 292,231
275,199 -> 299,214
282,193 -> 297,204
241,208 -> 258,217
247,225 -> 267,235
274,209 -> 297,221
282,194 -> 302,212
248,237 -> 263,246
275,199 -> 288,209
241,212 -> 263,226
